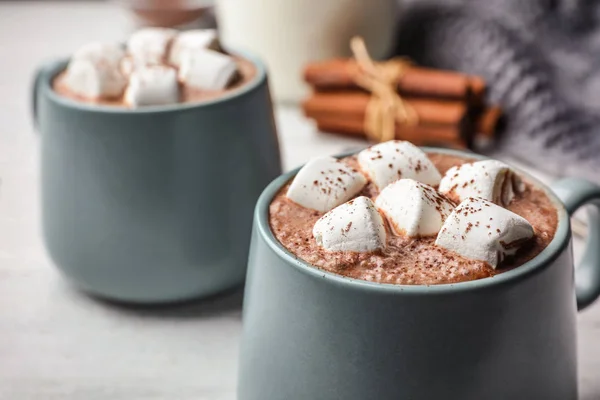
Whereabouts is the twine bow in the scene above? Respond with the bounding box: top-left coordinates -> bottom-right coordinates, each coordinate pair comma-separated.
350,37 -> 418,142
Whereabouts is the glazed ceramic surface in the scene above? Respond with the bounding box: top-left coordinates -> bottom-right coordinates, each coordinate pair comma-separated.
33,52 -> 281,303
239,148 -> 600,400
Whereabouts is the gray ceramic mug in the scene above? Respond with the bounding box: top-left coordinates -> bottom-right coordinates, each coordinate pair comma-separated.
32,52 -> 281,303
239,148 -> 600,400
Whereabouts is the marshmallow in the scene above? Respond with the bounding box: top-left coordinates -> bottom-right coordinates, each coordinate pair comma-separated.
286,156 -> 367,212
178,49 -> 238,91
375,179 -> 455,237
127,27 -> 177,66
120,56 -> 136,78
64,42 -> 127,99
64,60 -> 126,99
435,197 -> 534,268
313,196 -> 386,252
439,160 -> 525,206
358,141 -> 442,190
168,29 -> 219,67
124,65 -> 179,107
72,41 -> 125,66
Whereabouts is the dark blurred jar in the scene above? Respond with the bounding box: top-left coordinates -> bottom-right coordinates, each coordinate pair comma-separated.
117,0 -> 216,29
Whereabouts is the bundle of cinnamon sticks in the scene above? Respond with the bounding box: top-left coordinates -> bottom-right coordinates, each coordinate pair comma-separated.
302,59 -> 502,148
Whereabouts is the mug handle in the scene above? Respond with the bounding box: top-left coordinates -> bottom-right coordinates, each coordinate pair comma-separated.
551,178 -> 600,310
31,64 -> 45,132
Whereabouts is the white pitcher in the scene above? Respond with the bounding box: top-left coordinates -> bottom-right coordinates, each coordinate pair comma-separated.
215,0 -> 399,103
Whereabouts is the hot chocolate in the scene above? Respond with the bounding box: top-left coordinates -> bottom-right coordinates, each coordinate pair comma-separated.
52,28 -> 257,108
269,142 -> 558,285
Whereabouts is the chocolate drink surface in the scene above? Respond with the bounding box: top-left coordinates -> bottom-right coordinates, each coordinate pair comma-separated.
269,151 -> 558,285
53,56 -> 256,107
51,28 -> 257,108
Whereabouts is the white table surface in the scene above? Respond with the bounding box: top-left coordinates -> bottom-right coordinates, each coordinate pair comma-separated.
0,2 -> 598,399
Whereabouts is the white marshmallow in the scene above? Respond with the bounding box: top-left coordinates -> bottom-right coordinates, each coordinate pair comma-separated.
286,157 -> 367,212
120,56 -> 136,78
72,41 -> 125,66
64,42 -> 127,99
178,49 -> 238,91
358,141 -> 442,190
124,65 -> 179,107
435,197 -> 534,268
375,179 -> 455,237
64,60 -> 127,99
438,160 -> 525,206
313,196 -> 386,252
127,27 -> 177,66
168,29 -> 219,67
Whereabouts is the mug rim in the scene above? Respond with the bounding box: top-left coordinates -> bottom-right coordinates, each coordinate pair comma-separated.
255,147 -> 571,294
37,48 -> 267,114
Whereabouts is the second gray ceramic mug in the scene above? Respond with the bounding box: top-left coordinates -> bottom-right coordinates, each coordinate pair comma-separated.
32,51 -> 281,303
239,148 -> 600,400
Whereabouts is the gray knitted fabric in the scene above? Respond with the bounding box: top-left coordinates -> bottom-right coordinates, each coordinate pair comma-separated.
393,0 -> 600,182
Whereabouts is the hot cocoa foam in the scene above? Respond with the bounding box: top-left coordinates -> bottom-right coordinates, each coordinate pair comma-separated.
269,153 -> 558,285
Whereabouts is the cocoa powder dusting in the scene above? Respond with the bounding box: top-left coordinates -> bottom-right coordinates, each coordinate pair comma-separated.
269,153 -> 558,285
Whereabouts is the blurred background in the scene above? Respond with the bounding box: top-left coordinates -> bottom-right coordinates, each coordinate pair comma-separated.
1,0 -> 600,399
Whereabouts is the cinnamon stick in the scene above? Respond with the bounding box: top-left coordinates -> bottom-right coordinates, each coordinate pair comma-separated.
313,115 -> 468,148
468,77 -> 486,106
302,92 -> 469,128
475,106 -> 503,138
303,59 -> 486,103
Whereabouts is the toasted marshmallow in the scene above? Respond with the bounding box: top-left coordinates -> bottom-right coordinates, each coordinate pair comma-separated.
286,157 -> 367,212
435,197 -> 534,268
313,196 -> 386,252
64,42 -> 127,99
439,160 -> 525,206
358,141 -> 442,190
124,65 -> 179,107
168,29 -> 219,67
375,179 -> 455,237
127,27 -> 177,66
178,49 -> 238,91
